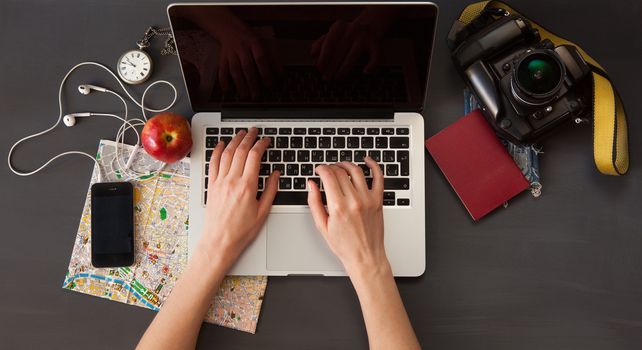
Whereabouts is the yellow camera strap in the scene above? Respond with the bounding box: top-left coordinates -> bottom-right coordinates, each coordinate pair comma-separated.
457,1 -> 630,175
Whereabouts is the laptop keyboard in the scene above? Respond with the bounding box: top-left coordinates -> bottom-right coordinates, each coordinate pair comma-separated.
203,126 -> 411,206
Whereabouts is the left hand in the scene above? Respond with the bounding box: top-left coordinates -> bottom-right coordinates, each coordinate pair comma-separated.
198,127 -> 280,268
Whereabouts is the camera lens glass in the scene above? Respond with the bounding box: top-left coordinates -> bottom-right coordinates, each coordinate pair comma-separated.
516,52 -> 562,96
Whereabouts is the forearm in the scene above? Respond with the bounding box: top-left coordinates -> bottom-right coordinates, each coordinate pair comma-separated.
349,263 -> 420,350
137,248 -> 232,350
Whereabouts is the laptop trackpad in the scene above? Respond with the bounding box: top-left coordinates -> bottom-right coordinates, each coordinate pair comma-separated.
266,213 -> 343,272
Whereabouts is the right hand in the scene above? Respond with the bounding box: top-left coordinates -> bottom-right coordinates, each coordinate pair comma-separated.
307,157 -> 390,275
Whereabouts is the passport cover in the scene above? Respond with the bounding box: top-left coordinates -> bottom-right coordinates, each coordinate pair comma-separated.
426,109 -> 529,220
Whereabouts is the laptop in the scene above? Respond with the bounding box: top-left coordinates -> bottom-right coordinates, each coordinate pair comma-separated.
167,2 -> 437,276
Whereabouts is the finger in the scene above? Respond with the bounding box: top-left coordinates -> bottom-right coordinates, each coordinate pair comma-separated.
228,54 -> 250,99
335,161 -> 368,193
218,55 -> 230,92
315,165 -> 343,211
229,127 -> 259,177
317,21 -> 346,77
252,43 -> 275,87
365,156 -> 384,193
258,170 -> 280,219
329,164 -> 357,199
310,34 -> 325,57
218,129 -> 247,176
336,41 -> 365,79
307,179 -> 328,234
364,45 -> 381,74
239,47 -> 261,100
243,136 -> 271,180
207,140 -> 225,182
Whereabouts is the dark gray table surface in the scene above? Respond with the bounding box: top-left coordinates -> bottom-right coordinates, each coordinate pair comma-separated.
2,0 -> 641,349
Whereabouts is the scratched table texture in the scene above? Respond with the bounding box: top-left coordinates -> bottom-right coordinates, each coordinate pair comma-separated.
1,1 -> 642,349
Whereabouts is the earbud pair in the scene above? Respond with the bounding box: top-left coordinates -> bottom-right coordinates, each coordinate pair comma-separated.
63,84 -> 110,127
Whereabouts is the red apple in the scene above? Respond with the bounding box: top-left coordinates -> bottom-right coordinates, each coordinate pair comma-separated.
141,112 -> 192,164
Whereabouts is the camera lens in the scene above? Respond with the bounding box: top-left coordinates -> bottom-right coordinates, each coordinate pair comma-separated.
515,52 -> 563,97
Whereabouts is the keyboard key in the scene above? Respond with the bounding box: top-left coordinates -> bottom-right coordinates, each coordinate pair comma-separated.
347,137 -> 359,149
258,177 -> 264,190
339,150 -> 352,162
368,150 -> 381,162
382,128 -> 394,135
390,137 -> 410,149
309,177 -> 321,189
386,164 -> 399,176
273,191 -> 325,205
312,150 -> 324,162
354,150 -> 366,162
375,137 -> 388,148
361,137 -> 374,149
333,137 -> 345,148
301,163 -> 314,175
319,137 -> 332,148
297,150 -> 310,162
304,137 -> 317,148
397,128 -> 410,135
294,128 -> 307,135
264,128 -> 277,135
397,198 -> 410,206
293,177 -> 307,189
367,128 -> 380,135
323,128 -> 336,135
308,128 -> 321,135
286,164 -> 299,176
359,164 -> 370,176
221,128 -> 234,134
398,151 -> 410,176
384,191 -> 395,200
235,127 -> 248,134
384,178 -> 409,190
221,136 -> 232,145
276,137 -> 289,148
259,164 -> 271,175
206,127 -> 219,135
272,163 -> 285,174
205,163 -> 209,175
326,150 -> 338,162
204,190 -> 207,204
365,178 -> 373,189
206,136 -> 218,148
206,150 -> 213,161
352,128 -> 365,135
279,128 -> 292,135
279,177 -> 292,190
283,150 -> 296,162
383,199 -> 395,206
290,137 -> 303,148
269,150 -> 282,162
256,128 -> 263,135
265,136 -> 275,148
261,152 -> 267,162
338,128 -> 350,135
383,150 -> 395,162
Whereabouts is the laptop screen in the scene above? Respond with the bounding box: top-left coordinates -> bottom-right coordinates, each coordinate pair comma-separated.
168,3 -> 437,113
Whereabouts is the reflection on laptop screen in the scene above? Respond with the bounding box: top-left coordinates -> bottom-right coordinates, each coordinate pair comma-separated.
168,4 -> 437,112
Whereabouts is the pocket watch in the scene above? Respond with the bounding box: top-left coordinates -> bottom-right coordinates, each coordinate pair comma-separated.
117,27 -> 176,85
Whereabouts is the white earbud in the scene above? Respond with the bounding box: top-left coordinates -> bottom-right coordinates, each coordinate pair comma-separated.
63,112 -> 92,127
78,84 -> 109,95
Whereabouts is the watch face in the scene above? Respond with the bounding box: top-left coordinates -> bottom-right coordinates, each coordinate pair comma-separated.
117,50 -> 152,84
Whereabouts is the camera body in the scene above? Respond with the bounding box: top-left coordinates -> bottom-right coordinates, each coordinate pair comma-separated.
449,13 -> 591,144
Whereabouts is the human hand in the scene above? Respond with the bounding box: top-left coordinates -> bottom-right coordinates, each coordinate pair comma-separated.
307,157 -> 390,276
198,127 -> 280,269
310,19 -> 382,80
217,31 -> 282,100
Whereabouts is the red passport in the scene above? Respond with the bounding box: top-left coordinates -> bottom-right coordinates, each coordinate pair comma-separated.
426,109 -> 529,221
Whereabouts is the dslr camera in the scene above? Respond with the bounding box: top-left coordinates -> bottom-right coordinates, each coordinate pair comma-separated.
448,9 -> 591,144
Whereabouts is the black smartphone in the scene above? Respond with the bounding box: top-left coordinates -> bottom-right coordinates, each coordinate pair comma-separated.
91,182 -> 134,267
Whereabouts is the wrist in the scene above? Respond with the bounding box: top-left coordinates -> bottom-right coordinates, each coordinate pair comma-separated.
192,236 -> 240,276
346,258 -> 393,291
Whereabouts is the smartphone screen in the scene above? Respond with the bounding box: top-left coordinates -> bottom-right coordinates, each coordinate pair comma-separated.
91,182 -> 134,267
